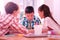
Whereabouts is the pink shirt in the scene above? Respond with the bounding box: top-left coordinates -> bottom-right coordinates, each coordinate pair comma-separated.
0,14 -> 28,36
43,17 -> 60,31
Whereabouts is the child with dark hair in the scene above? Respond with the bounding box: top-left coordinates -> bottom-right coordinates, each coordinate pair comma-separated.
21,6 -> 41,29
38,4 -> 60,34
0,2 -> 28,36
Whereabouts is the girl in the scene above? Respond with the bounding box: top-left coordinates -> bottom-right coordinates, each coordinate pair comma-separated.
38,4 -> 60,35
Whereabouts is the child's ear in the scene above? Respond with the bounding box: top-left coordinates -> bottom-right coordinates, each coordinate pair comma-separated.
13,10 -> 16,14
12,10 -> 17,16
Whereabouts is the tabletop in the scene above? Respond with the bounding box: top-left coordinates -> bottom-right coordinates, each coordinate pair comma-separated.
0,34 -> 60,40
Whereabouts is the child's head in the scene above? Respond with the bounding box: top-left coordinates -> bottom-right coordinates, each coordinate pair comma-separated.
25,6 -> 34,20
38,4 -> 59,25
38,4 -> 51,18
5,2 -> 19,16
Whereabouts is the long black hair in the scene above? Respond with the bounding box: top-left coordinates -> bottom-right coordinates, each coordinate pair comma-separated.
38,4 -> 60,26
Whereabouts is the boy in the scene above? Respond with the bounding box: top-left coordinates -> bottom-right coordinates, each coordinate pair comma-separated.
21,6 -> 41,29
0,2 -> 28,36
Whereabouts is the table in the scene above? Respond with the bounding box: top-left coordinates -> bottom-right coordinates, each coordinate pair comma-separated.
6,36 -> 48,40
0,34 -> 60,40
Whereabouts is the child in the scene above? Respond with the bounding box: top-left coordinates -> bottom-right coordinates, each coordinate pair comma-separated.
21,6 -> 41,29
38,4 -> 60,34
0,2 -> 28,36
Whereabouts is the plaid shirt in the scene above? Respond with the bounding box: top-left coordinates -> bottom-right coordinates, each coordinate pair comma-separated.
21,16 -> 41,29
0,14 -> 28,36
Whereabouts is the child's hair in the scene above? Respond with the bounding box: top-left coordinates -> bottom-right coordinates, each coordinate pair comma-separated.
5,2 -> 18,14
38,4 -> 60,26
25,6 -> 34,14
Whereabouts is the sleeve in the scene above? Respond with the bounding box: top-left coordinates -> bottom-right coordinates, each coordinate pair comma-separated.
0,14 -> 10,22
0,20 -> 13,36
0,14 -> 13,27
35,17 -> 41,25
43,17 -> 49,30
46,17 -> 60,31
0,29 -> 9,36
19,17 -> 27,27
0,15 -> 14,36
11,18 -> 28,34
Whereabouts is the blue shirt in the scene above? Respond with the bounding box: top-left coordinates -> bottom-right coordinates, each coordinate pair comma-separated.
20,16 -> 41,29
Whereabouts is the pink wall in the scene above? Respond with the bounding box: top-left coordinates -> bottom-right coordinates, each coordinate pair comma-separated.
0,0 -> 20,15
44,0 -> 60,24
53,0 -> 60,24
44,0 -> 54,13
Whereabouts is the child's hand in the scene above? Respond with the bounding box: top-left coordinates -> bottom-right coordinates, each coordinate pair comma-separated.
28,29 -> 34,33
42,28 -> 48,33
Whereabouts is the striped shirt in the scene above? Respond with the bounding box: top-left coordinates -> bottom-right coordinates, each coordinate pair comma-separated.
0,14 -> 28,36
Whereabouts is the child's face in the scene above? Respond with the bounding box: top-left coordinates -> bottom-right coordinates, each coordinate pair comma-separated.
38,11 -> 44,19
25,12 -> 34,21
13,9 -> 20,17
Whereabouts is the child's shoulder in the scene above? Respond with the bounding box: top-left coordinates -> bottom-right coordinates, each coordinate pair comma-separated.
44,17 -> 52,22
34,16 -> 40,20
45,17 -> 51,20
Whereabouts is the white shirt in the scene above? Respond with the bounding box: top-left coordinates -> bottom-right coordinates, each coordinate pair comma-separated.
40,18 -> 44,25
43,17 -> 60,31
